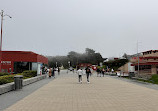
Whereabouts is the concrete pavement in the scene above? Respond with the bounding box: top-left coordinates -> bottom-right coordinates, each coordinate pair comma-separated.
4,71 -> 158,111
0,75 -> 54,111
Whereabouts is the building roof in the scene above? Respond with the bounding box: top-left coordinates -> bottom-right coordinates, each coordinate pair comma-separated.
2,51 -> 38,55
142,50 -> 158,53
1,51 -> 48,64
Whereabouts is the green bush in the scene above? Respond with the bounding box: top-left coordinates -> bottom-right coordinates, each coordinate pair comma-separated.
0,72 -> 9,76
0,78 -> 9,85
22,70 -> 37,78
149,74 -> 158,84
0,74 -> 16,85
0,70 -> 37,85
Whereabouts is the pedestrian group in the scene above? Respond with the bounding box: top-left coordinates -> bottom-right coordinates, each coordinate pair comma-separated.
48,67 -> 60,78
77,66 -> 91,83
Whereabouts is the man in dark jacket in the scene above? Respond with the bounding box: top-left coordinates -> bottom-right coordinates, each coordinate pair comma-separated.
85,67 -> 91,83
52,68 -> 55,78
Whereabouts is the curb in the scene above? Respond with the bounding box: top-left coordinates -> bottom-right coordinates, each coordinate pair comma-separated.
0,74 -> 47,95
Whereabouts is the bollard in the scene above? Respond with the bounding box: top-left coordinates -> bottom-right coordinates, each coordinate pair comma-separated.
14,75 -> 23,90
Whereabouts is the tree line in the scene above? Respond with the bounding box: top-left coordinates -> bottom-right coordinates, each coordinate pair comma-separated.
47,48 -> 103,68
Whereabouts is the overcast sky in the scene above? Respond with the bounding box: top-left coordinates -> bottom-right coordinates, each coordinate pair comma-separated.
1,0 -> 158,58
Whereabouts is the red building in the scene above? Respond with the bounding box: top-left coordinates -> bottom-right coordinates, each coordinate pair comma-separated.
78,63 -> 92,68
131,50 -> 158,75
78,63 -> 97,70
1,51 -> 48,74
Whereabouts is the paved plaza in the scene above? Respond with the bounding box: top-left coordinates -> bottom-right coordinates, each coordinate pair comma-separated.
3,71 -> 158,111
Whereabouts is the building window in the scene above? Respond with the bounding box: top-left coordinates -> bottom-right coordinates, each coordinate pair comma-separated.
14,62 -> 32,73
135,65 -> 151,71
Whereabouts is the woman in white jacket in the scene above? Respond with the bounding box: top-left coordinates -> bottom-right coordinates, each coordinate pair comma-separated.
77,68 -> 83,83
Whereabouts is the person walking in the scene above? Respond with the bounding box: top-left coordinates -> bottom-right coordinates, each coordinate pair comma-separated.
96,68 -> 100,77
111,68 -> 114,73
52,67 -> 55,78
48,68 -> 52,78
58,67 -> 60,75
102,68 -> 105,77
77,68 -> 83,83
85,67 -> 91,83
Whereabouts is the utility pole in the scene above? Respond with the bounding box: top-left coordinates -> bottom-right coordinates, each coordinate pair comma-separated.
0,10 -> 12,72
0,10 -> 4,52
137,41 -> 139,77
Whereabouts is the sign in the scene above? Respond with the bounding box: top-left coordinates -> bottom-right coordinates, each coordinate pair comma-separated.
1,61 -> 11,65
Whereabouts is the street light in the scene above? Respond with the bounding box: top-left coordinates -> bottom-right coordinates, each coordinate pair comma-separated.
0,10 -> 12,72
68,61 -> 70,67
56,62 -> 57,68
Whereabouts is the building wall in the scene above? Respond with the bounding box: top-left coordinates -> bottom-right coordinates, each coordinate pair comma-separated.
1,51 -> 48,73
144,59 -> 158,62
118,63 -> 128,73
142,50 -> 158,74
151,65 -> 157,74
128,62 -> 135,72
131,50 -> 158,75
118,62 -> 135,73
2,51 -> 37,62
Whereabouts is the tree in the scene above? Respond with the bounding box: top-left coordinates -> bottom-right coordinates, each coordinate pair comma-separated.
122,53 -> 128,59
103,59 -> 129,71
47,48 -> 104,68
85,48 -> 95,55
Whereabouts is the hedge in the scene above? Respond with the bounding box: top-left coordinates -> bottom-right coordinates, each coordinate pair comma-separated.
0,70 -> 37,85
0,74 -> 15,85
0,72 -> 9,76
22,70 -> 37,78
149,74 -> 158,84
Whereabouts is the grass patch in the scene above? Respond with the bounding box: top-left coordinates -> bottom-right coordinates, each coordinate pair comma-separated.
129,74 -> 158,84
149,74 -> 158,84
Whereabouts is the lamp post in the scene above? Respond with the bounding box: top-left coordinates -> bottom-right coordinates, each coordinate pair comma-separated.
0,10 -> 12,72
68,61 -> 70,68
56,62 -> 57,68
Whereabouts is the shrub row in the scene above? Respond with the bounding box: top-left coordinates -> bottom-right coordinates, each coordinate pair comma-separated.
136,74 -> 158,84
0,70 -> 37,85
0,72 -> 10,76
22,70 -> 37,78
0,74 -> 16,85
149,74 -> 158,84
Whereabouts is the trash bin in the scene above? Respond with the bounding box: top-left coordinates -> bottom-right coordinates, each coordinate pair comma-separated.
129,72 -> 135,78
14,75 -> 23,90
